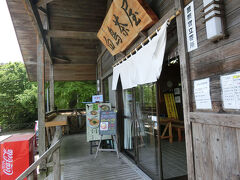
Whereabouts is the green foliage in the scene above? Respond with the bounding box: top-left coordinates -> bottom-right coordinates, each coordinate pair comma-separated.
0,62 -> 37,126
0,62 -> 96,129
54,81 -> 96,109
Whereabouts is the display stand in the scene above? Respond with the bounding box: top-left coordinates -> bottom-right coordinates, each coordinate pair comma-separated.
90,140 -> 98,154
95,134 -> 119,158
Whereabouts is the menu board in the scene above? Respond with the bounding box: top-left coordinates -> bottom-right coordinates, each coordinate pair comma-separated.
99,111 -> 117,135
86,103 -> 112,142
221,72 -> 240,109
194,78 -> 212,109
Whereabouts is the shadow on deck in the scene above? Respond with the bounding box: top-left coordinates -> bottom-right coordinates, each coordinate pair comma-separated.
60,134 -> 151,180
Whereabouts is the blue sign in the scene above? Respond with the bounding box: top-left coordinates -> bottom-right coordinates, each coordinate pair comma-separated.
92,95 -> 103,103
99,111 -> 117,135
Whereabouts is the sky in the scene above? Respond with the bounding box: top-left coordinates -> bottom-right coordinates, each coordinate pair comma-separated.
0,0 -> 23,63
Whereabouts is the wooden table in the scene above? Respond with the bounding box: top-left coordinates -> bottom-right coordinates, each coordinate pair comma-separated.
45,115 -> 68,128
45,115 -> 69,147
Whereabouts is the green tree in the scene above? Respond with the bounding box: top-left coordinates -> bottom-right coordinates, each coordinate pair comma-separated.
0,62 -> 37,127
0,62 -> 96,129
54,81 -> 96,109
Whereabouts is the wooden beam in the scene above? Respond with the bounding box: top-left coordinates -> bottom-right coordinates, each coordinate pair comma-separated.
50,63 -> 54,111
97,48 -> 107,63
36,0 -> 54,7
46,30 -> 98,40
24,0 -> 53,64
38,7 -> 47,15
190,112 -> 240,128
52,56 -> 72,62
37,36 -> 46,178
175,0 -> 195,179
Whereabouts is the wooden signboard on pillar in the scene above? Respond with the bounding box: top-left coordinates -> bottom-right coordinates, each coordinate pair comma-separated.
97,0 -> 158,56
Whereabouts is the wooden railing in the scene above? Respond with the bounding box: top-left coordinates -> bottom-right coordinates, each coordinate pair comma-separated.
16,139 -> 61,180
17,126 -> 62,180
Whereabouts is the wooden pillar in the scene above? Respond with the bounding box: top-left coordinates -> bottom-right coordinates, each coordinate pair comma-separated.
50,63 -> 54,111
52,126 -> 62,180
175,0 -> 195,179
37,35 -> 46,178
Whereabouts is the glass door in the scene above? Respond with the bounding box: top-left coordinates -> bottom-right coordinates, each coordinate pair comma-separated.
121,84 -> 161,179
135,84 -> 161,179
122,89 -> 136,158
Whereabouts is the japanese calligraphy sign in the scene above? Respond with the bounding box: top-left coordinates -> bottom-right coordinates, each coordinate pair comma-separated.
184,1 -> 198,52
97,0 -> 158,55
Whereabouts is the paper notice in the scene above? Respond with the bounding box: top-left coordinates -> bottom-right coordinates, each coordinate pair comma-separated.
194,78 -> 212,109
221,72 -> 240,109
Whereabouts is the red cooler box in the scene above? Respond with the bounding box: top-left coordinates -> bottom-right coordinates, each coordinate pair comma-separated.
0,133 -> 35,180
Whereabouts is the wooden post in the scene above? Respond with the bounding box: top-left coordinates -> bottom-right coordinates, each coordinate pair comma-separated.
43,4 -> 54,112
37,35 -> 46,179
51,126 -> 62,180
50,63 -> 54,111
175,0 -> 195,179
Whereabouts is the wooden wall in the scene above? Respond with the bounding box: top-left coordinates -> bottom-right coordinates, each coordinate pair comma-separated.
98,0 -> 240,178
189,0 -> 240,113
188,0 -> 240,179
192,123 -> 240,180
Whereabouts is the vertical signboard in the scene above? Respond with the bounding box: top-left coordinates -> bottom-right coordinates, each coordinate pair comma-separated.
99,111 -> 117,135
97,0 -> 158,55
86,103 -> 112,142
184,1 -> 198,52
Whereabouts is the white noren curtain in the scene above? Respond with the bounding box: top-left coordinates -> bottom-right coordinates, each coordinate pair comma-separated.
112,20 -> 168,90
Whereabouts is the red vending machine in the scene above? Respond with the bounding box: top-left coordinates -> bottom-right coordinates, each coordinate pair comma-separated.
0,133 -> 35,180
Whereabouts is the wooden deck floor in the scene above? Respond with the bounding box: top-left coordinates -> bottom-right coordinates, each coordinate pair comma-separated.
60,134 -> 151,180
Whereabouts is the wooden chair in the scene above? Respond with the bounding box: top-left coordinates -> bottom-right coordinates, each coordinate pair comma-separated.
160,93 -> 184,143
172,122 -> 185,141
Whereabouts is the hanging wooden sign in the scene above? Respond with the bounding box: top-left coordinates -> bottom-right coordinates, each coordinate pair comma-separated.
97,0 -> 158,56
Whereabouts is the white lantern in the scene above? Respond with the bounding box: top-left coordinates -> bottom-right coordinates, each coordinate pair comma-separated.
202,0 -> 225,41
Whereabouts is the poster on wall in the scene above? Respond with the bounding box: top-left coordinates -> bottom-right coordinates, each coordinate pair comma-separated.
99,111 -> 117,135
221,72 -> 240,109
184,1 -> 198,52
194,78 -> 212,109
86,103 -> 112,142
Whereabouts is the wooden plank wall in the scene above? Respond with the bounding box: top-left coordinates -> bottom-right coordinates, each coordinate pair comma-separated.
189,0 -> 240,179
192,124 -> 240,180
189,0 -> 240,113
102,52 -> 114,78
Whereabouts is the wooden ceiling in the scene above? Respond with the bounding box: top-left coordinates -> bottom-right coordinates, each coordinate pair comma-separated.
6,0 -> 108,81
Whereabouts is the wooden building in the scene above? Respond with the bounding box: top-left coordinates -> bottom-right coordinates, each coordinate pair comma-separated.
6,0 -> 240,179
98,0 -> 240,179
